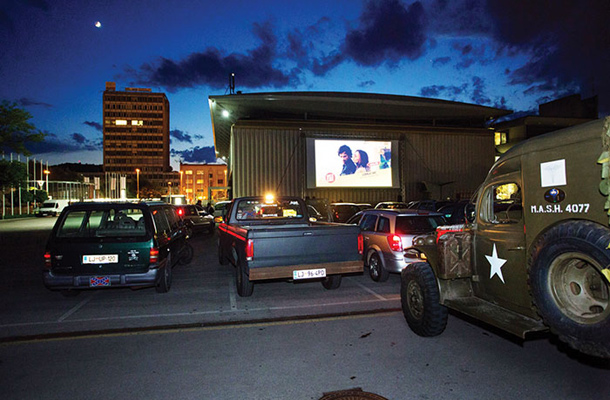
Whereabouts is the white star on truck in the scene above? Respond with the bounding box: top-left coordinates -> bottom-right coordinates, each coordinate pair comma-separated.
485,243 -> 507,283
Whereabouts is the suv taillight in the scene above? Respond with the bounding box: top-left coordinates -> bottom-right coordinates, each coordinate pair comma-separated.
387,234 -> 403,252
44,251 -> 52,269
246,239 -> 254,260
150,247 -> 159,263
358,233 -> 364,255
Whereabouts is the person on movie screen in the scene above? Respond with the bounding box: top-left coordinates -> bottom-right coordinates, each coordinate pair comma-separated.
338,145 -> 357,175
353,149 -> 370,173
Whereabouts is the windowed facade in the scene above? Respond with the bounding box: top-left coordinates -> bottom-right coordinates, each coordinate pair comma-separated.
179,163 -> 229,204
102,82 -> 171,187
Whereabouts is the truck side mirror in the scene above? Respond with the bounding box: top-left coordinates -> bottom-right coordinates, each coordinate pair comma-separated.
465,203 -> 476,223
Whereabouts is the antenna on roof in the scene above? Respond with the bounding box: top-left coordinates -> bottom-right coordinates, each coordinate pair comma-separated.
229,73 -> 235,95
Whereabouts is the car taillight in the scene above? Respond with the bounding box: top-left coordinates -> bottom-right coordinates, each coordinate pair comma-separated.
387,234 -> 403,252
358,233 -> 364,255
246,239 -> 254,261
177,208 -> 184,217
44,251 -> 52,269
150,247 -> 159,263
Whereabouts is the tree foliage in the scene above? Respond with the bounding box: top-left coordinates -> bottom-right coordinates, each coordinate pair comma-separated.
0,101 -> 45,156
0,159 -> 27,189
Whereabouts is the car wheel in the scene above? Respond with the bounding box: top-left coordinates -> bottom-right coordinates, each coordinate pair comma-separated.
321,274 -> 342,290
401,262 -> 448,337
368,252 -> 389,282
179,242 -> 194,265
529,221 -> 610,358
155,255 -> 173,293
236,258 -> 254,297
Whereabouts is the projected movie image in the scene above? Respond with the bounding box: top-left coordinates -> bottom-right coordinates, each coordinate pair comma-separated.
314,139 -> 393,187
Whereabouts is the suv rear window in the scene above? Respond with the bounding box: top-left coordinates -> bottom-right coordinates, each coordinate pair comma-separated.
395,216 -> 445,234
57,208 -> 146,238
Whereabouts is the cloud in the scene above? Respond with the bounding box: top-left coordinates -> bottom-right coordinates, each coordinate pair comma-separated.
17,97 -> 52,108
170,129 -> 193,144
358,80 -> 376,88
486,0 -> 610,113
419,76 -> 504,108
342,0 -> 426,66
432,56 -> 451,67
27,131 -> 101,154
83,121 -> 102,132
172,146 -> 217,163
128,21 -> 297,91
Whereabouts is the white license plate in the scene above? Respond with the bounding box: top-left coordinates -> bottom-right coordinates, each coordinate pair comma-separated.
293,268 -> 326,280
83,254 -> 118,264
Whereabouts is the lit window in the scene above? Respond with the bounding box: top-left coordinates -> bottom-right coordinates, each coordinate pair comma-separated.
115,120 -> 127,125
494,132 -> 507,146
131,120 -> 143,126
185,170 -> 193,175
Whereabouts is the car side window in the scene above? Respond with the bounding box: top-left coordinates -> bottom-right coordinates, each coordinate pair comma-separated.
152,208 -> 170,235
480,182 -> 522,224
377,217 -> 391,233
360,214 -> 377,231
164,207 -> 180,230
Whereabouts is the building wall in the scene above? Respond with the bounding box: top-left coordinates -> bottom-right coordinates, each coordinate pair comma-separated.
102,82 -> 170,188
179,163 -> 229,204
230,121 -> 494,204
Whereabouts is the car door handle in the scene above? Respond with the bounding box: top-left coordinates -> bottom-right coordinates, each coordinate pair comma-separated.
508,246 -> 525,251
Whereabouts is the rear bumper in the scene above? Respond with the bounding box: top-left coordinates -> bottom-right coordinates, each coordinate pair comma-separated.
248,260 -> 363,281
43,269 -> 160,290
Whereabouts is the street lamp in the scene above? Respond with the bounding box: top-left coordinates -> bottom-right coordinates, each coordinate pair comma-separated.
43,170 -> 50,194
135,168 -> 140,199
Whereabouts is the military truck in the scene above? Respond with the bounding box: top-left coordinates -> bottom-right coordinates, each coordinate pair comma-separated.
400,117 -> 610,358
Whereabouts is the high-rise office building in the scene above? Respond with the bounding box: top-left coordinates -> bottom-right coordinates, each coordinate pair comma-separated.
103,82 -> 174,192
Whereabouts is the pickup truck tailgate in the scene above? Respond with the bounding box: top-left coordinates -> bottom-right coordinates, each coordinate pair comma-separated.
247,223 -> 362,279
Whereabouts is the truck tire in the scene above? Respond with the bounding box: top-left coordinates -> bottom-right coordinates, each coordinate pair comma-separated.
529,221 -> 610,358
217,238 -> 228,265
400,262 -> 448,337
155,256 -> 173,293
236,259 -> 254,297
321,274 -> 342,290
368,252 -> 389,282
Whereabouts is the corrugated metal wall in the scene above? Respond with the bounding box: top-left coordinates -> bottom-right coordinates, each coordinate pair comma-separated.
232,127 -> 303,197
231,122 -> 494,204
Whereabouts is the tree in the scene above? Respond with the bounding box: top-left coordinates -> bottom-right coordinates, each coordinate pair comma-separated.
0,159 -> 27,189
0,101 -> 45,156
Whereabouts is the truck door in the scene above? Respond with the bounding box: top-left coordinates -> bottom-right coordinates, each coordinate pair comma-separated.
473,173 -> 532,316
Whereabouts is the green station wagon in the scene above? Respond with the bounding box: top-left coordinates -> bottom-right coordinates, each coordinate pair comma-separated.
43,201 -> 193,296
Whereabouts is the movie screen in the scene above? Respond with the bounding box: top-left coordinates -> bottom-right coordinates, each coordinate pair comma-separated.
308,139 -> 396,188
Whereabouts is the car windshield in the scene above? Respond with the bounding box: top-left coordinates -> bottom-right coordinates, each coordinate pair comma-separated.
56,208 -> 147,238
235,199 -> 303,221
395,215 -> 445,234
183,206 -> 199,216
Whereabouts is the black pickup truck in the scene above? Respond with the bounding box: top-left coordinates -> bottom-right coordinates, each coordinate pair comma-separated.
217,196 -> 364,296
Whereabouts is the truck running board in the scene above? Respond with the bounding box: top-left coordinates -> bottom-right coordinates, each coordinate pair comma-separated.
444,297 -> 548,339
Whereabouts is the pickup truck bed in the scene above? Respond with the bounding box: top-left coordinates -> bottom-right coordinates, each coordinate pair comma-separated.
217,196 -> 364,296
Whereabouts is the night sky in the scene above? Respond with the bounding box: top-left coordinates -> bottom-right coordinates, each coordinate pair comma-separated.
1,0 -> 609,169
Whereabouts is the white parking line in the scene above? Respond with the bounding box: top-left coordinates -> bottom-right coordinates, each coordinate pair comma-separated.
57,294 -> 95,322
228,276 -> 238,310
353,280 -> 388,301
0,296 -> 400,329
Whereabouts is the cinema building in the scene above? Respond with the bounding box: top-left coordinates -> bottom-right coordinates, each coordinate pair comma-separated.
209,92 -> 511,205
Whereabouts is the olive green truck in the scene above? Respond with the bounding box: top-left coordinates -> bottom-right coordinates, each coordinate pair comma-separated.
401,117 -> 610,359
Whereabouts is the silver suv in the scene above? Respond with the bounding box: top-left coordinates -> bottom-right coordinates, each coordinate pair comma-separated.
346,209 -> 445,282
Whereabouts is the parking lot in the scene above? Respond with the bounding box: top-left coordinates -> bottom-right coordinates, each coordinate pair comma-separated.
0,217 -> 402,340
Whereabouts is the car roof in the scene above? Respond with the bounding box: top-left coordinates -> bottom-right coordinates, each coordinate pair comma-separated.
362,208 -> 444,217
64,201 -> 169,210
